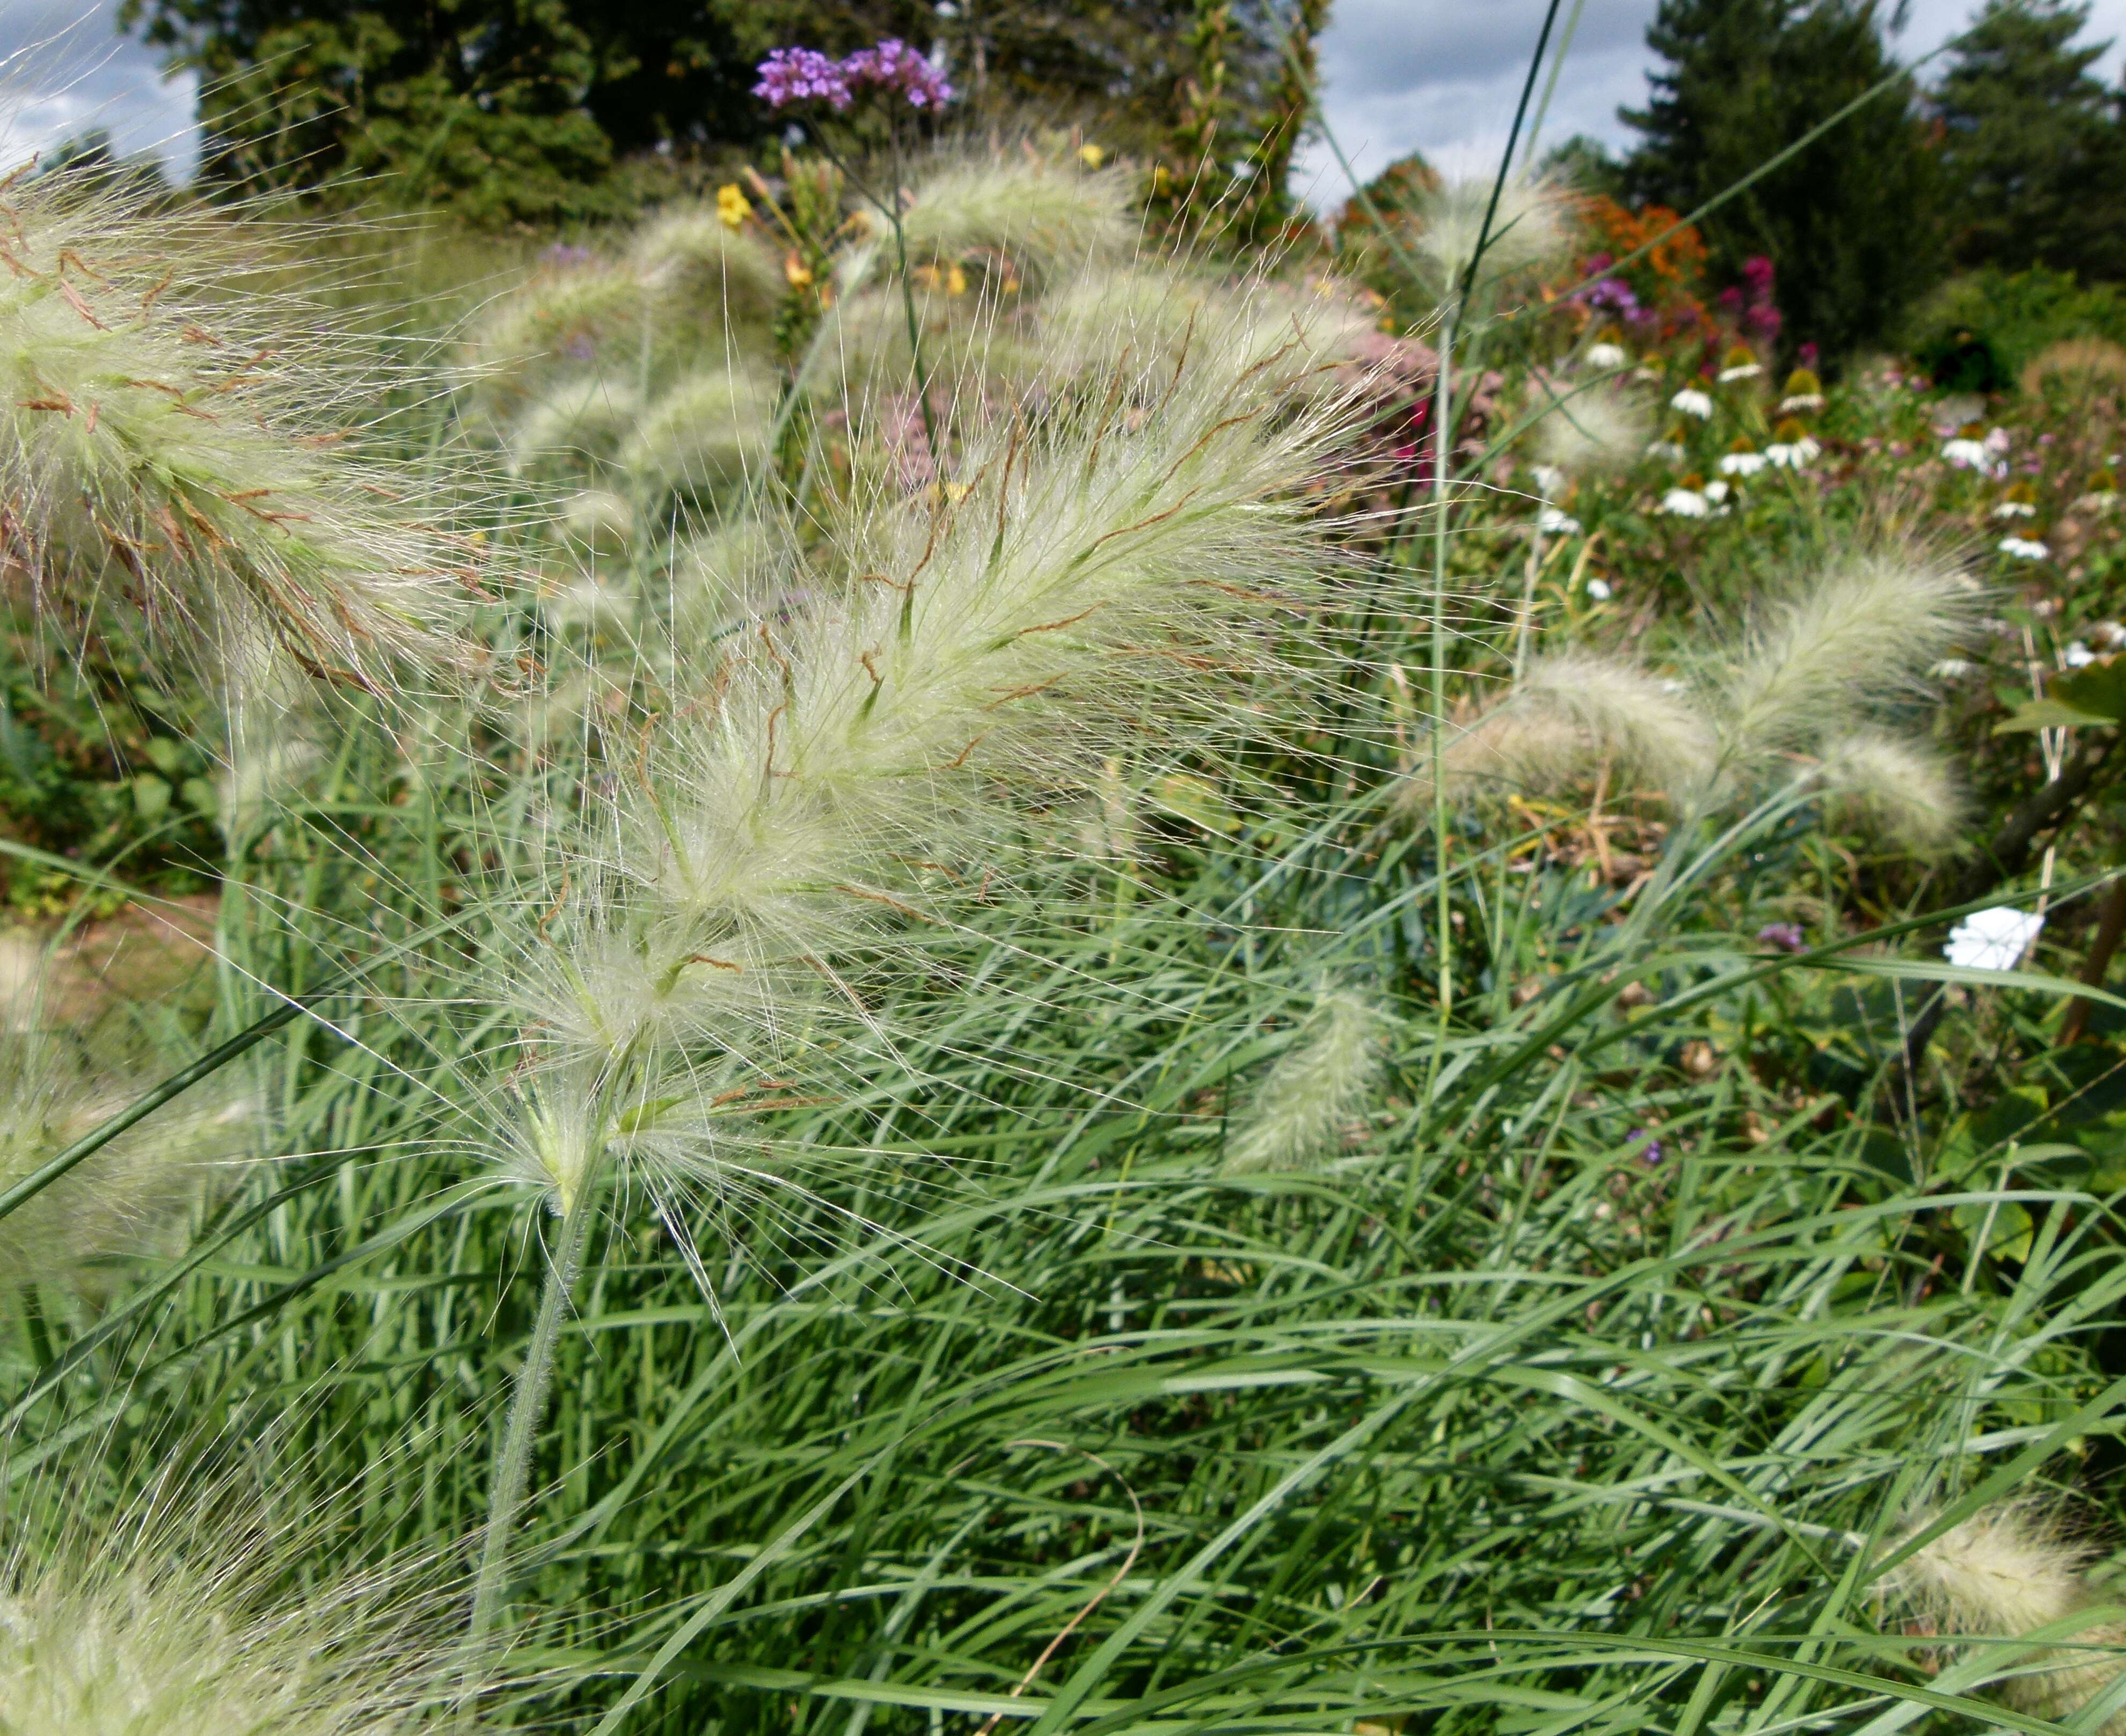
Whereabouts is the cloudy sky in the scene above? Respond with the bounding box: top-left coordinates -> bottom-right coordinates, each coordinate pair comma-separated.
1295,0 -> 2126,206
0,0 -> 2123,191
0,0 -> 196,177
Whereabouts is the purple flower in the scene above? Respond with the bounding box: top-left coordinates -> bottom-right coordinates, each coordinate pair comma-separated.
842,37 -> 954,108
540,241 -> 594,269
1757,922 -> 1807,953
754,47 -> 853,111
1631,1129 -> 1664,1165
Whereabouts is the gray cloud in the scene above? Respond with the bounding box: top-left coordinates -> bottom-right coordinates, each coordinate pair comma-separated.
0,0 -> 197,177
1303,0 -> 2126,211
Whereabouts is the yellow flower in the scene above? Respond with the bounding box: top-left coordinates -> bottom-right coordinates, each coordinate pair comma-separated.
715,184 -> 752,232
946,262 -> 967,296
1078,143 -> 1105,170
784,251 -> 814,289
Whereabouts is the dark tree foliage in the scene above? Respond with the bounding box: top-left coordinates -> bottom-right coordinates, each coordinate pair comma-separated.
1621,0 -> 1945,361
117,0 -> 1296,222
1931,0 -> 2126,281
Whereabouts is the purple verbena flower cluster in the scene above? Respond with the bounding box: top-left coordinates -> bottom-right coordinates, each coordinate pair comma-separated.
754,39 -> 953,113
754,47 -> 854,111
1573,256 -> 1656,327
1756,922 -> 1807,953
844,38 -> 953,108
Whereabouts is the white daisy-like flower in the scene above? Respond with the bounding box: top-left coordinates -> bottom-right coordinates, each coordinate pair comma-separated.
1537,506 -> 1582,535
1660,487 -> 1708,517
1646,440 -> 1686,464
1991,500 -> 2036,518
1586,341 -> 1629,370
1999,536 -> 2050,560
1719,450 -> 1768,477
1778,392 -> 1825,414
1928,658 -> 1974,678
2063,640 -> 2096,668
1704,479 -> 1732,504
1585,576 -> 1612,600
1670,388 -> 1713,419
1941,438 -> 1991,468
1765,436 -> 1820,468
1716,361 -> 1763,382
1530,462 -> 1567,501
2093,619 -> 2126,649
1945,906 -> 2043,972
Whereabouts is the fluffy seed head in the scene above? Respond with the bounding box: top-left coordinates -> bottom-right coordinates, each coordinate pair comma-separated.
508,375 -> 645,482
896,155 -> 1135,294
1407,174 -> 1568,296
1,1455 -> 473,1734
1409,650 -> 1716,812
618,367 -> 773,523
1717,543 -> 1972,764
1532,380 -> 1653,475
494,308 -> 1376,1241
1225,988 -> 1389,1174
0,174 -> 487,688
1884,1504 -> 2126,1731
625,206 -> 786,329
0,959 -> 255,1291
1815,729 -> 1963,852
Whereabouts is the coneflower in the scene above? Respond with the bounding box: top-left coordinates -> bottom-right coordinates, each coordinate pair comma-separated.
1886,1504 -> 2126,1732
1224,987 -> 1389,1174
0,171 -> 487,688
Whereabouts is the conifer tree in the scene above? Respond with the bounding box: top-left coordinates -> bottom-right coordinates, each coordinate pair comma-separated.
1931,0 -> 2126,280
1622,0 -> 1944,360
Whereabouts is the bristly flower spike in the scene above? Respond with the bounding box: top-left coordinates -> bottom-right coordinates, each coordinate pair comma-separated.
0,163 -> 497,691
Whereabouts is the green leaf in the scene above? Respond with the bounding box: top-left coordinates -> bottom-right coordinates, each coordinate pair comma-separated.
1997,656 -> 2126,730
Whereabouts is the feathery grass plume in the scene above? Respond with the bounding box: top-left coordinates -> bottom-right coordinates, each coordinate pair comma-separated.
0,962 -> 255,1291
463,260 -> 651,424
1532,380 -> 1653,476
2021,336 -> 2126,399
552,487 -> 635,556
1715,541 -> 1972,766
617,367 -> 772,523
0,167 -> 486,688
1405,173 -> 1568,295
1886,1504 -> 2126,1732
507,375 -> 645,482
463,281 -> 1384,1639
894,154 -> 1135,294
624,204 -> 786,329
1224,987 -> 1389,1173
493,298 -> 1373,1217
1037,264 -> 1384,402
1406,650 -> 1717,812
1,1445 -> 480,1735
1814,728 -> 1963,852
